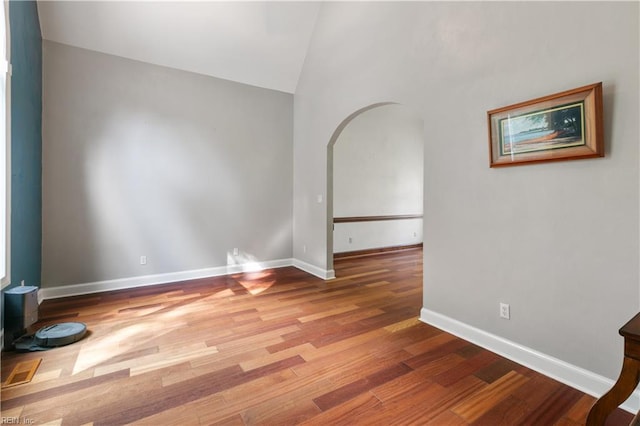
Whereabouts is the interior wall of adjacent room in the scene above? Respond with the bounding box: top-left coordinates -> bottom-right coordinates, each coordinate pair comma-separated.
42,41 -> 293,288
333,104 -> 423,253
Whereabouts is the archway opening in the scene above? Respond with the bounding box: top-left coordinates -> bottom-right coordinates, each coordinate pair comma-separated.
326,103 -> 425,275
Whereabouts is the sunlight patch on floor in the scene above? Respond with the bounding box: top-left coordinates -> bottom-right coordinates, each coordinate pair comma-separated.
383,317 -> 421,333
234,270 -> 276,296
226,252 -> 277,294
73,320 -> 184,375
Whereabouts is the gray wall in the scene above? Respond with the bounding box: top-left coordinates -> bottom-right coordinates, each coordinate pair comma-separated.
294,1 -> 639,380
42,41 -> 293,287
333,104 -> 423,253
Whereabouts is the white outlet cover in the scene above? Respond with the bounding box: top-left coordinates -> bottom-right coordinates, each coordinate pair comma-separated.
500,303 -> 510,319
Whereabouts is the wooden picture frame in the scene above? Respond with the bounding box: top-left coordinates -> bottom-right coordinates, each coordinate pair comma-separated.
488,82 -> 604,167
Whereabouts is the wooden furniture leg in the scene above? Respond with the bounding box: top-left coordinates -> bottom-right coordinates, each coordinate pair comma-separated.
587,357 -> 640,425
587,312 -> 640,425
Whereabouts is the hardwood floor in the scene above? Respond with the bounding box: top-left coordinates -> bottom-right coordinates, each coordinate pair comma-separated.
0,249 -> 632,425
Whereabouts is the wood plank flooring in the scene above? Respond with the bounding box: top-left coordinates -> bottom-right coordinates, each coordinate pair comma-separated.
0,249 -> 632,425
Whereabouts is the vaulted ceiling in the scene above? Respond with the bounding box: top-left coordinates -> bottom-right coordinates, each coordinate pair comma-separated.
37,1 -> 322,94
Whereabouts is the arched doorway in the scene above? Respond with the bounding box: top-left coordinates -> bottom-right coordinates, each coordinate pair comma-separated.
326,103 -> 425,275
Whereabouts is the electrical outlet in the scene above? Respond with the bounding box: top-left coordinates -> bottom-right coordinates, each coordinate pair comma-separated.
303,245 -> 307,253
500,303 -> 510,319
233,248 -> 239,256
348,237 -> 352,244
140,256 -> 147,265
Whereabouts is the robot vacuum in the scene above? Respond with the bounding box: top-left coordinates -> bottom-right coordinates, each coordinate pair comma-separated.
14,322 -> 87,351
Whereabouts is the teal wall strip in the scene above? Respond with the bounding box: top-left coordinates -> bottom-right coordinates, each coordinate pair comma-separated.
9,0 -> 42,290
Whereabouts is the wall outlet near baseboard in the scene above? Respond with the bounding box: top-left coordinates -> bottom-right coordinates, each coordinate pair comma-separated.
500,302 -> 510,319
140,256 -> 147,265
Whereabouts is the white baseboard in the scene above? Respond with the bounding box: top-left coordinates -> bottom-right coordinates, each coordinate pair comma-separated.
420,307 -> 640,414
292,259 -> 335,280
40,258 -> 294,300
39,258 -> 337,301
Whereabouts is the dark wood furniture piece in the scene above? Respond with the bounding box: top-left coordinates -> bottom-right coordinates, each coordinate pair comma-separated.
587,312 -> 640,425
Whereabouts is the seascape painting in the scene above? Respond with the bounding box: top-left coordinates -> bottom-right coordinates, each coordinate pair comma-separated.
499,102 -> 585,156
488,82 -> 603,167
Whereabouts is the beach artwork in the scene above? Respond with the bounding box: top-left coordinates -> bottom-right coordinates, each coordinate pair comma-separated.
499,102 -> 585,156
488,82 -> 603,167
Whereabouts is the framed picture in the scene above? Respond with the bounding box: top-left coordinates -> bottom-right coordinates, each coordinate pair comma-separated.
487,82 -> 604,167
